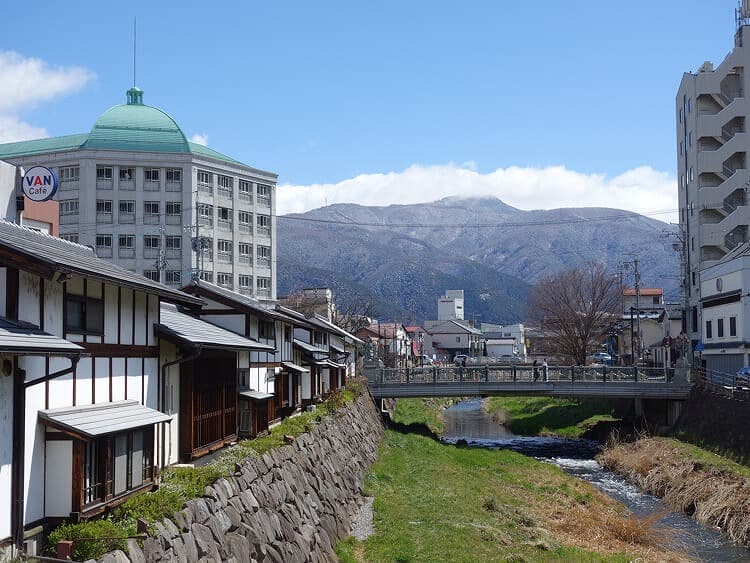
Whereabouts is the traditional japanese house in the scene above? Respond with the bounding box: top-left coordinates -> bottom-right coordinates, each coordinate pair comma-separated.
155,303 -> 273,461
0,219 -> 201,552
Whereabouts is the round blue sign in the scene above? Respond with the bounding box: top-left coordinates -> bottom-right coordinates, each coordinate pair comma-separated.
22,166 -> 59,202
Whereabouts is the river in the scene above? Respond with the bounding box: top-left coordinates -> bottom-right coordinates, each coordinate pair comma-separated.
440,398 -> 749,562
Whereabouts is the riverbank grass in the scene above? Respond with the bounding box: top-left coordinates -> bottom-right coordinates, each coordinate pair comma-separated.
485,397 -> 620,437
357,428 -> 674,562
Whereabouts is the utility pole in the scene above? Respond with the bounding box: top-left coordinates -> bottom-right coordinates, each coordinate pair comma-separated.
155,223 -> 167,285
619,255 -> 642,364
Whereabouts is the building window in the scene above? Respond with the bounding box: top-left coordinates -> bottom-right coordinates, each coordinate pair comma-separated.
284,326 -> 292,342
256,245 -> 271,267
143,270 -> 159,281
257,183 -> 271,197
257,214 -> 271,236
256,277 -> 270,295
239,180 -> 251,200
217,272 -> 231,287
166,201 -> 181,215
198,203 -> 213,226
197,170 -> 211,186
119,167 -> 134,180
96,166 -> 113,180
60,233 -> 79,243
65,294 -> 104,334
82,429 -> 153,507
166,270 -> 181,284
166,168 -> 182,183
95,234 -> 112,248
239,242 -> 252,264
688,131 -> 693,147
238,368 -> 249,389
217,174 -> 233,195
259,320 -> 275,340
60,200 -> 79,215
239,211 -> 252,232
706,320 -> 713,339
239,275 -> 251,290
218,207 -> 232,229
145,168 -> 160,182
456,336 -> 461,343
199,271 -> 213,283
689,167 -> 693,182
144,235 -> 160,249
144,201 -> 160,216
166,236 -> 181,249
96,199 -> 113,214
717,318 -> 724,338
692,271 -> 696,286
730,316 -> 737,337
59,166 -> 80,182
691,306 -> 698,332
119,200 -> 135,214
119,235 -> 134,248
218,239 -> 232,262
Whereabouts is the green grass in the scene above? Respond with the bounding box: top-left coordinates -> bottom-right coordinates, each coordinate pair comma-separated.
355,429 -> 638,562
391,398 -> 454,434
485,397 -> 621,437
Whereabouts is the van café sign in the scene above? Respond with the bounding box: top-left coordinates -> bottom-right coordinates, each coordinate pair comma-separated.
21,166 -> 58,202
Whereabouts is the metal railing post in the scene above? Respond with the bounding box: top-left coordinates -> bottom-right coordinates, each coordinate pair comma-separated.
459,367 -> 463,382
633,366 -> 638,383
571,366 -> 575,382
485,366 -> 489,382
433,367 -> 437,384
513,366 -> 517,382
603,366 -> 607,384
406,368 -> 409,384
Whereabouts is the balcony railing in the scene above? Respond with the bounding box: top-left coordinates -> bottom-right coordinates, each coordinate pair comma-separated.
165,214 -> 181,225
118,248 -> 135,259
256,257 -> 271,268
96,179 -> 113,190
239,254 -> 252,265
166,249 -> 182,259
198,216 -> 213,227
218,219 -> 232,231
256,289 -> 271,298
96,213 -> 113,224
144,214 -> 160,225
239,223 -> 252,233
119,212 -> 135,224
198,183 -> 212,195
118,179 -> 135,191
96,247 -> 113,258
239,192 -> 251,203
217,252 -> 232,263
218,187 -> 232,199
257,226 -> 271,237
166,181 -> 182,192
144,180 -> 160,192
143,248 -> 160,259
256,195 -> 271,207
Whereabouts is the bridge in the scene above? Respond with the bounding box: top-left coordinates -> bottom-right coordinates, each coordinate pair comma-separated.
366,364 -> 693,401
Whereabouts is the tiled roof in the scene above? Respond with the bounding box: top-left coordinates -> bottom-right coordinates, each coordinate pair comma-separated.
0,317 -> 83,355
0,219 -> 201,305
39,400 -> 171,439
157,303 -> 274,351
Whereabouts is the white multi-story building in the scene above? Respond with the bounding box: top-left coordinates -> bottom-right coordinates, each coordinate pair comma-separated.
677,6 -> 750,352
437,289 -> 465,320
0,87 -> 277,300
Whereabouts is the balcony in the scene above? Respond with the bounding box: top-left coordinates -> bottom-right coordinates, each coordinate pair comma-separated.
118,179 -> 135,191
239,222 -> 252,234
118,248 -> 135,259
144,214 -> 160,225
166,248 -> 182,259
256,257 -> 271,268
198,183 -> 212,196
256,226 -> 271,237
59,180 -> 79,192
239,254 -> 252,266
96,212 -> 113,224
198,216 -> 213,227
165,214 -> 181,225
218,187 -> 232,200
119,212 -> 135,224
218,219 -> 233,231
217,252 -> 232,264
96,179 -> 113,190
166,181 -> 182,192
144,248 -> 160,259
60,214 -> 78,225
144,180 -> 160,192
256,289 -> 271,298
239,191 -> 251,203
256,195 -> 271,207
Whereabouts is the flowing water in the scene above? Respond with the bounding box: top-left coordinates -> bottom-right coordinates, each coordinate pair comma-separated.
440,399 -> 750,562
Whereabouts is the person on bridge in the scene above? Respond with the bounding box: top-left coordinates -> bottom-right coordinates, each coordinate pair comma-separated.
533,359 -> 539,381
542,359 -> 549,381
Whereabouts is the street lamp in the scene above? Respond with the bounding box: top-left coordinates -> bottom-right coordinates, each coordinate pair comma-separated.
661,228 -> 688,333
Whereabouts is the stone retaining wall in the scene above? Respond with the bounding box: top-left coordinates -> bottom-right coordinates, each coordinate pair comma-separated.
97,394 -> 383,563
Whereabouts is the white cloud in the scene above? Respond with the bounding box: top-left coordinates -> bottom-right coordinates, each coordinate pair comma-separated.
0,51 -> 94,142
278,163 -> 678,223
190,133 -> 208,145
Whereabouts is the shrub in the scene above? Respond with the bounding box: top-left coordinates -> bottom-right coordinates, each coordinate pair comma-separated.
47,519 -> 133,561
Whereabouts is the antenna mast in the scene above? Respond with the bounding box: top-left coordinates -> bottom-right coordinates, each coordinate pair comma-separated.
133,17 -> 137,87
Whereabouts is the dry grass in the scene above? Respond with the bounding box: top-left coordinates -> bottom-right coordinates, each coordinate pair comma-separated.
599,436 -> 750,546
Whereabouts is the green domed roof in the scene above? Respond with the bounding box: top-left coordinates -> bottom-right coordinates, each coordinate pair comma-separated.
84,88 -> 190,153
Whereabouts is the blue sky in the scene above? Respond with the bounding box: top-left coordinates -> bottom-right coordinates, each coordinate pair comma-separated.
0,1 -> 742,216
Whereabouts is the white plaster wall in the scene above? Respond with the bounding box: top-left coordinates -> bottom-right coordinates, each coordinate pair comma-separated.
0,371 -> 13,541
0,268 -> 6,317
95,357 -> 110,403
111,358 -> 126,399
45,280 -> 63,336
148,295 -> 159,346
18,270 -> 40,326
159,342 -> 181,466
134,292 -> 147,346
104,284 -> 119,343
75,357 -> 93,406
126,358 -> 142,403
0,160 -> 17,222
44,441 -> 72,517
120,290 -> 134,345
203,314 -> 245,335
23,381 -> 46,525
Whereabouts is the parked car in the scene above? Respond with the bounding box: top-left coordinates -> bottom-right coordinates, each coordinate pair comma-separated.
736,366 -> 750,386
418,355 -> 434,365
454,354 -> 476,366
592,352 -> 612,363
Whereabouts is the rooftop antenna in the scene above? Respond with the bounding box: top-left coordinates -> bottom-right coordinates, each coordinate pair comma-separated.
133,17 -> 137,87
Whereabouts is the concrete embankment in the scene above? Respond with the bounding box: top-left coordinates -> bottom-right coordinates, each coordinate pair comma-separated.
96,394 -> 383,563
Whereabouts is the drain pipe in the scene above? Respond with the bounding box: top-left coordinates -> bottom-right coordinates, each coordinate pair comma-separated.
159,346 -> 202,470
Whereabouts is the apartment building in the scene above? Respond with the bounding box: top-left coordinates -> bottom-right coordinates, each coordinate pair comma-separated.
0,88 -> 277,300
676,6 -> 750,351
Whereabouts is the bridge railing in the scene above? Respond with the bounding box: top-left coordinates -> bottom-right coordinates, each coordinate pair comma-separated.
375,365 -> 674,385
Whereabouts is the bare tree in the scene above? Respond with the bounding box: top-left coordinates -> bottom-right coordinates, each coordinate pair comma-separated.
332,293 -> 375,334
527,263 -> 620,365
